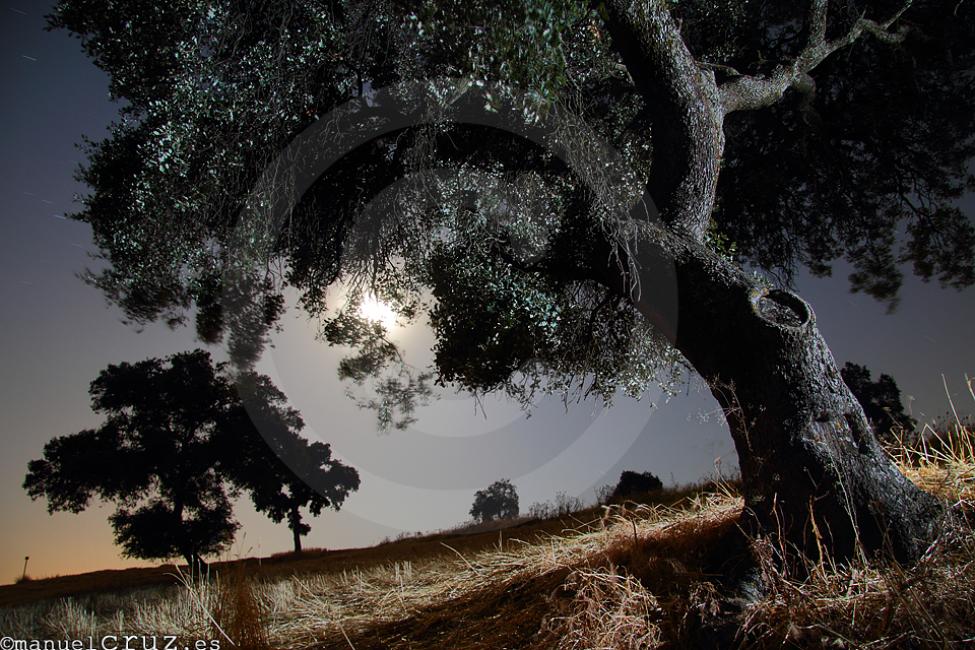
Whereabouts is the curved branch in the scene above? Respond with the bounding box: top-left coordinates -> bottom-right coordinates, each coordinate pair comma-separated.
720,1 -> 914,115
600,0 -> 724,241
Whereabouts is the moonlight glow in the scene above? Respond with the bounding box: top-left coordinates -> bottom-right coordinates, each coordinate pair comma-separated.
358,294 -> 397,329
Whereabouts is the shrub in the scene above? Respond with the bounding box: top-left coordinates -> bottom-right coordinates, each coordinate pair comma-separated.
610,471 -> 664,502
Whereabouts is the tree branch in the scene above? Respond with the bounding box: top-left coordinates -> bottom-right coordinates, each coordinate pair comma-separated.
600,0 -> 724,241
720,1 -> 914,115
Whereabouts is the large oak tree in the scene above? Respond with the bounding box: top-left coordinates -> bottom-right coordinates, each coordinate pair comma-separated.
50,0 -> 974,561
24,350 -> 243,568
24,350 -> 359,564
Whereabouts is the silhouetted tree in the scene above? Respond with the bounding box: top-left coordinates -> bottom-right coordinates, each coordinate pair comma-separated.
841,362 -> 916,443
223,374 -> 361,553
24,351 -> 241,567
49,0 -> 975,561
23,350 -> 351,565
470,479 -> 520,522
611,470 -> 664,502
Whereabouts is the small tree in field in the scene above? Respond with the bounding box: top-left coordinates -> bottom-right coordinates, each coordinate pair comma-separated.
470,479 -> 520,522
224,374 -> 360,553
610,470 -> 664,502
841,362 -> 916,444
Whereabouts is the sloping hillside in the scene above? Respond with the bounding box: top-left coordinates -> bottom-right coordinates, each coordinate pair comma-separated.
2,424 -> 973,649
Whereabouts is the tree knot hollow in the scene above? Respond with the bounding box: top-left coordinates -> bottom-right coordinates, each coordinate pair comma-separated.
751,289 -> 811,330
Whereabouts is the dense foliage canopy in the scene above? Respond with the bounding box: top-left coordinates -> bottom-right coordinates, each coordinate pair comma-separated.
53,0 -> 974,421
610,470 -> 664,501
224,374 -> 360,552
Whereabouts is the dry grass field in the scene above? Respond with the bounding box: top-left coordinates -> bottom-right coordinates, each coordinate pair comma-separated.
2,391 -> 973,649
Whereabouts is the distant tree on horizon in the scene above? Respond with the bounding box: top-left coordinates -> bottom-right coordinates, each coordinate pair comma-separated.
610,470 -> 664,502
470,479 -> 520,523
841,362 -> 917,443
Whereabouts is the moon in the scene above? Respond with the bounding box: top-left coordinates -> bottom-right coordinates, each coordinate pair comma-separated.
358,294 -> 398,330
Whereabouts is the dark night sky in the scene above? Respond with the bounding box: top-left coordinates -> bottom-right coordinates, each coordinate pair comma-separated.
0,4 -> 972,582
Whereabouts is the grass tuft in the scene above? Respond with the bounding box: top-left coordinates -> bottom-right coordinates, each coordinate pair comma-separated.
543,568 -> 663,649
211,565 -> 271,650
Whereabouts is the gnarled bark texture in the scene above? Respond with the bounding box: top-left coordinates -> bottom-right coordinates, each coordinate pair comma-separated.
600,0 -> 943,562
668,246 -> 942,561
605,234 -> 945,562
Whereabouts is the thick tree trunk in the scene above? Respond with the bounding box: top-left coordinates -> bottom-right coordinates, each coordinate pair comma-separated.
650,244 -> 943,561
597,0 -> 943,564
289,505 -> 303,554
